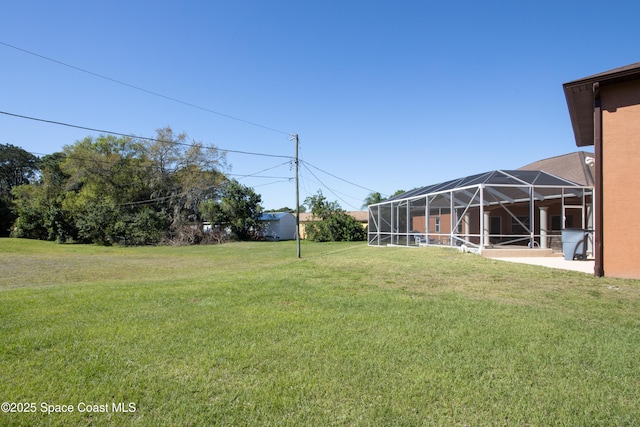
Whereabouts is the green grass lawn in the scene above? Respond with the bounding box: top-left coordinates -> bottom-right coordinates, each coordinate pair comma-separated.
1,238 -> 639,426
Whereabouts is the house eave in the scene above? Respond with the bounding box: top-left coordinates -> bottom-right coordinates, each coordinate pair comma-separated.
563,62 -> 640,147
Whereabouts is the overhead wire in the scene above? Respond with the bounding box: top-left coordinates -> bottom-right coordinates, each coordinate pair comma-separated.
0,110 -> 293,160
299,168 -> 358,200
230,160 -> 293,181
296,140 -> 371,209
0,41 -> 293,136
252,179 -> 292,189
8,117 -> 294,207
5,109 -> 380,210
117,173 -> 292,208
300,162 -> 360,210
301,159 -> 384,196
37,149 -> 291,179
227,161 -> 294,191
1,40 -> 384,200
1,38 -> 383,207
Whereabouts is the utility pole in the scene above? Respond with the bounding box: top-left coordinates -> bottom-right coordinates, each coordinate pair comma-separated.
293,134 -> 301,258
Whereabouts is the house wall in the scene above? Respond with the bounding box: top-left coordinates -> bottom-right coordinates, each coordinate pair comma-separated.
299,223 -> 308,239
262,221 -> 281,240
406,213 -> 453,244
282,214 -> 297,240
262,214 -> 297,240
411,215 -> 425,233
601,80 -> 640,279
411,200 -> 574,247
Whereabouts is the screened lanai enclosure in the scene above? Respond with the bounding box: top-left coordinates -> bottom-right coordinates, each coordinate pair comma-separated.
368,170 -> 593,253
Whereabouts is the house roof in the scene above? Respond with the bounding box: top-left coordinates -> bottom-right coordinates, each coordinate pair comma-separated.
518,151 -> 595,187
563,62 -> 640,147
298,212 -> 314,222
298,211 -> 368,222
346,211 -> 369,222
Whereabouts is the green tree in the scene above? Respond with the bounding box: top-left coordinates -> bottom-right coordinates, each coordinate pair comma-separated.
390,189 -> 405,198
10,184 -> 50,240
200,179 -> 263,240
144,126 -> 226,228
0,144 -> 39,236
10,128 -> 225,245
55,134 -> 153,244
10,152 -> 74,241
362,191 -> 383,208
265,205 -> 306,213
361,190 -> 405,209
0,143 -> 39,196
304,190 -> 366,242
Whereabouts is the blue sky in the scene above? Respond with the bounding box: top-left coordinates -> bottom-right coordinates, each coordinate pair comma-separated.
2,1 -> 639,210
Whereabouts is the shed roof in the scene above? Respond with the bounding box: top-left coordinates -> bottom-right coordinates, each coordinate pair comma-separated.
563,62 -> 640,147
259,212 -> 293,221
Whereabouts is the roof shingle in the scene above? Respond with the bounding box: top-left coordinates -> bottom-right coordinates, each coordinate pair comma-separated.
518,151 -> 594,186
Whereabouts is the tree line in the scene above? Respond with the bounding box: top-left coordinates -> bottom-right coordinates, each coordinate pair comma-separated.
1,128 -> 263,244
1,128 -> 370,245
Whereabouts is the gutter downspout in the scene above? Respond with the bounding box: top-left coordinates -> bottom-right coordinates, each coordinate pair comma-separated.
593,82 -> 604,277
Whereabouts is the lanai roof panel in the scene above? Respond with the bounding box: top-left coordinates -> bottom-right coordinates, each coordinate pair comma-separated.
383,170 -> 584,204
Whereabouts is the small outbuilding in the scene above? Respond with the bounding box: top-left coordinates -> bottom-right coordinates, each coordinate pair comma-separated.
259,212 -> 297,241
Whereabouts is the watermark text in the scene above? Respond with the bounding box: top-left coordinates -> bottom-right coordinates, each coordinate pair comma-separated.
2,401 -> 136,414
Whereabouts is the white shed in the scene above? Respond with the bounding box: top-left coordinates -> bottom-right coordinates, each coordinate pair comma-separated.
259,212 -> 297,241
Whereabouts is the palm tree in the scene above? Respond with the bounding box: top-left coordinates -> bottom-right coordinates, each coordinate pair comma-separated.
362,192 -> 383,209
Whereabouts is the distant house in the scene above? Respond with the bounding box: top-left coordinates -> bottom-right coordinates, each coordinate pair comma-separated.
298,211 -> 368,239
259,212 -> 297,241
564,62 -> 640,279
297,213 -> 314,239
346,211 -> 369,224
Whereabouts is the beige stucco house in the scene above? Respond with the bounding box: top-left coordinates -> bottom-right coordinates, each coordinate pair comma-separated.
298,211 -> 368,239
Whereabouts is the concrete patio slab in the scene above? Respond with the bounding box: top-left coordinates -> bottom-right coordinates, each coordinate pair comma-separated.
488,256 -> 595,274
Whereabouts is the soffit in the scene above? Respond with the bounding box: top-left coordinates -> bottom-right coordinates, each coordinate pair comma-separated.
563,62 -> 640,147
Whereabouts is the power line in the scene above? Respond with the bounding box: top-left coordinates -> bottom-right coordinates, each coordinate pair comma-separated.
4,110 -> 379,208
295,141 -> 378,205
300,170 -> 363,206
228,174 -> 292,180
49,154 -> 289,180
301,159 -> 383,196
0,41 -> 293,136
252,179 -> 292,189
0,110 -> 293,160
117,175 -> 292,208
300,162 -> 360,210
231,160 -> 293,180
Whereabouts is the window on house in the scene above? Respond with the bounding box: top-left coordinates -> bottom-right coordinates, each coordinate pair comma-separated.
565,215 -> 574,228
552,215 -> 574,229
511,216 -> 530,235
434,217 -> 440,233
490,217 -> 501,235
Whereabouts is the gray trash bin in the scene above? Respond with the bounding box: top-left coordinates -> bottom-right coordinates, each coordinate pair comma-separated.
562,228 -> 586,261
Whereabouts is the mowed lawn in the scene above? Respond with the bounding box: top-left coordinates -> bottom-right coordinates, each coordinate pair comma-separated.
1,239 -> 639,426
